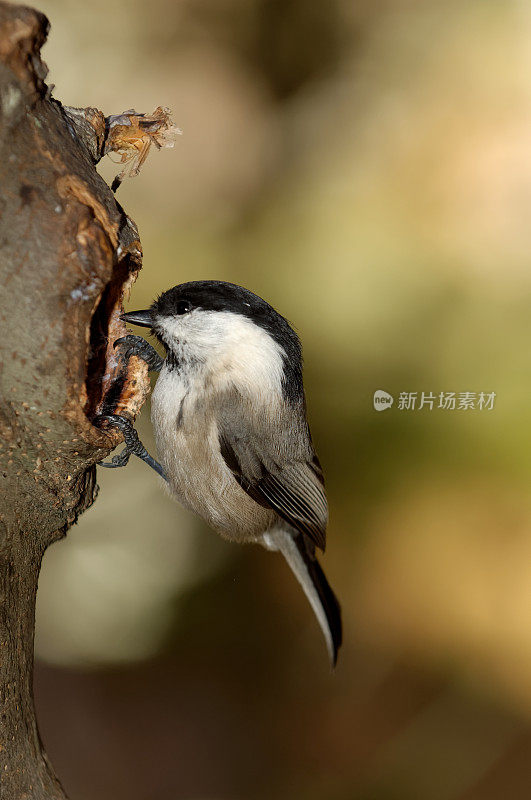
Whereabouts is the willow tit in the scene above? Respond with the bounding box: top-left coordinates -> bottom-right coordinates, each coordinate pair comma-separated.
100,281 -> 342,664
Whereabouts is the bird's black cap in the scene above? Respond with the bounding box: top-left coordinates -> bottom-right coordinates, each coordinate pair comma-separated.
152,281 -> 304,403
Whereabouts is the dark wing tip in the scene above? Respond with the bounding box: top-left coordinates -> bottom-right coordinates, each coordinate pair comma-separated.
294,536 -> 342,666
314,558 -> 343,666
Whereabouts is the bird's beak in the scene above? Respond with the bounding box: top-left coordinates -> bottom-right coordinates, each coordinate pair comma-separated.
120,310 -> 153,328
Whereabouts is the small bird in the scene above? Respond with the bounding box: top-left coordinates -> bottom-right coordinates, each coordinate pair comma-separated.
100,281 -> 342,664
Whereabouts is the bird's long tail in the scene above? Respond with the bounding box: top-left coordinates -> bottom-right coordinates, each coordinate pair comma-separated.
263,529 -> 342,666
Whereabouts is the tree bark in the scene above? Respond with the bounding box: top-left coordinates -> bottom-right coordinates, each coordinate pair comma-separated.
0,2 -> 155,796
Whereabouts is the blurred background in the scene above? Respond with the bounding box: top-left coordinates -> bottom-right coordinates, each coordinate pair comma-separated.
29,0 -> 531,797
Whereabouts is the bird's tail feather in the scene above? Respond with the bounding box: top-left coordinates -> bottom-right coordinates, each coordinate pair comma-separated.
264,529 -> 342,666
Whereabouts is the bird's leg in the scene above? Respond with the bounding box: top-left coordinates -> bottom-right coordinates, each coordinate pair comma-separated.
97,415 -> 167,480
113,334 -> 164,372
95,335 -> 165,477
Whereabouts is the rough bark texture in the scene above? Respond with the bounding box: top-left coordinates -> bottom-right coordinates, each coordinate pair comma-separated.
0,3 -> 154,796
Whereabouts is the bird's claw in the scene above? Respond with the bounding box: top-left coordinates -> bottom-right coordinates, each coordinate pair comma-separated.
96,414 -> 140,469
99,449 -> 132,469
96,414 -> 166,480
113,334 -> 163,371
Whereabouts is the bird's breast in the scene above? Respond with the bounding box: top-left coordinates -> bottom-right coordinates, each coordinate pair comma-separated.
150,367 -> 276,541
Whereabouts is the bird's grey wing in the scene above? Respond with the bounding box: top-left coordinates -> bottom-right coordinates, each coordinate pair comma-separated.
218,407 -> 328,551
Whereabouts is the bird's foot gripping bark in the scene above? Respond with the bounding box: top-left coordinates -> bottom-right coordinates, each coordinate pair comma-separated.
97,414 -> 166,479
114,335 -> 164,372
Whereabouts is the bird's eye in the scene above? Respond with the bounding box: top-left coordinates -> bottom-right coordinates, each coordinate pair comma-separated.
176,300 -> 192,315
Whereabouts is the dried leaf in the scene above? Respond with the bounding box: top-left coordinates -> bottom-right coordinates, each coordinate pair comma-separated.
104,107 -> 181,190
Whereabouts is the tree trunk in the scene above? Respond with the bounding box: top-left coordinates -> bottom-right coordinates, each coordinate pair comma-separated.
0,2 -> 155,795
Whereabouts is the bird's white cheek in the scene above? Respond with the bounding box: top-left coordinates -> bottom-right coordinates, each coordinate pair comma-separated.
158,310 -> 286,400
226,349 -> 283,399
213,317 -> 285,398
